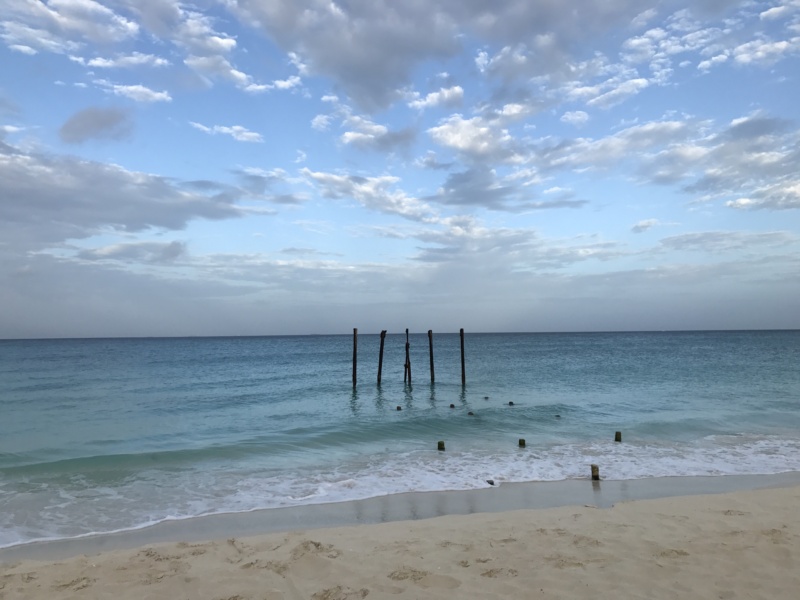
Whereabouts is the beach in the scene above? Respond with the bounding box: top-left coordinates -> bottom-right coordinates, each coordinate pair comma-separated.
2,481 -> 799,599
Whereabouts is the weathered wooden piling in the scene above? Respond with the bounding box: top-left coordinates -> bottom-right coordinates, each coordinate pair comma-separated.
518,438 -> 526,448
404,328 -> 411,384
377,330 -> 387,385
438,440 -> 445,451
460,328 -> 466,386
615,431 -> 622,442
352,328 -> 357,386
428,330 -> 435,384
591,464 -> 600,481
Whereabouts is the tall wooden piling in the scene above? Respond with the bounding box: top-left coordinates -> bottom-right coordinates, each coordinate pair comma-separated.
428,330 -> 435,383
460,328 -> 466,386
352,328 -> 358,386
377,330 -> 387,385
404,328 -> 412,384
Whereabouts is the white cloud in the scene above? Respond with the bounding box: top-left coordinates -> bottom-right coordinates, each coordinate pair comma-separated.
560,111 -> 589,126
0,0 -> 138,53
428,114 -> 520,162
408,86 -> 464,110
311,114 -> 331,131
733,38 -> 797,65
9,44 -> 37,55
587,77 -> 649,108
302,168 -> 436,222
760,7 -> 790,20
82,52 -> 170,68
94,80 -> 172,102
184,55 -> 250,87
190,122 -> 263,143
697,53 -> 728,70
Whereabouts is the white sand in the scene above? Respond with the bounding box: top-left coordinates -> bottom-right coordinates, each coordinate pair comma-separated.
2,485 -> 799,599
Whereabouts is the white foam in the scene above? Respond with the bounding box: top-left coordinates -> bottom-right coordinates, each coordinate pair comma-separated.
3,434 -> 800,549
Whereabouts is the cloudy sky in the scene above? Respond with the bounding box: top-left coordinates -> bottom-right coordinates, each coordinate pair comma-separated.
2,0 -> 799,338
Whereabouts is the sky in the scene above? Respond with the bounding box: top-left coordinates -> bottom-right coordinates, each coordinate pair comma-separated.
1,0 -> 800,338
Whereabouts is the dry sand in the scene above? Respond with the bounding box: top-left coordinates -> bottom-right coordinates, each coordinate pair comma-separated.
2,484 -> 798,599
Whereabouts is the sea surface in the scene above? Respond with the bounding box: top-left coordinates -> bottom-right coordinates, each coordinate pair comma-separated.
1,331 -> 799,549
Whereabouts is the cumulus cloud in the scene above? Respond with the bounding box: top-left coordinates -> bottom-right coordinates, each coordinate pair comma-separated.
428,113 -> 523,163
408,86 -> 464,110
59,107 -> 133,143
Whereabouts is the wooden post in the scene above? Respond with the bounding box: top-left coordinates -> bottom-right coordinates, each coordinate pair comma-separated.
404,328 -> 411,384
518,438 -> 526,448
377,330 -> 386,385
614,431 -> 622,443
591,464 -> 600,481
460,328 -> 466,386
352,328 -> 358,386
438,440 -> 445,451
428,330 -> 435,384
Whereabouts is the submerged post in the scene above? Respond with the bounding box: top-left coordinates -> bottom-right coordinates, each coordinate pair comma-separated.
352,328 -> 358,387
377,330 -> 387,385
428,330 -> 435,384
460,328 -> 466,386
404,328 -> 411,384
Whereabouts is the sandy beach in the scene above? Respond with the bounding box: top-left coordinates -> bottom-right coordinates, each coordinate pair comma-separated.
2,482 -> 798,599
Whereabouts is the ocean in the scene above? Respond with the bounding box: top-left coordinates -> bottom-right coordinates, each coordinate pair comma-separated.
1,331 -> 799,549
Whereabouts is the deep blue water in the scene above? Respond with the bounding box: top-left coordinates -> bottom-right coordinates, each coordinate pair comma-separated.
1,331 -> 799,548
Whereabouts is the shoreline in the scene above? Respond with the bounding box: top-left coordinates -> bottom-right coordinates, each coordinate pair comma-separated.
3,471 -> 800,564
2,480 -> 799,600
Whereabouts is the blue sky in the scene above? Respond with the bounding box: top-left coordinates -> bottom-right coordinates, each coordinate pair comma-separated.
1,0 -> 799,337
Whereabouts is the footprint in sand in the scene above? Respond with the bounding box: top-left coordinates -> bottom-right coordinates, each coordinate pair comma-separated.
291,540 -> 342,560
311,585 -> 369,600
388,567 -> 460,589
480,568 -> 518,578
54,576 -> 95,591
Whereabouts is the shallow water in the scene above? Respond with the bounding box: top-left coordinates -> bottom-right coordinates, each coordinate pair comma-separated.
2,330 -> 799,548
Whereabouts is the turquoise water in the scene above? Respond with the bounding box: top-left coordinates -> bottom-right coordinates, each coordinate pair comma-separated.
1,331 -> 799,548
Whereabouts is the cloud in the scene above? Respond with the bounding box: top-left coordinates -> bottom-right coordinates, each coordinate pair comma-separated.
415,151 -> 454,170
0,139 -> 243,250
94,79 -> 172,102
303,168 -> 436,222
658,231 -> 795,253
408,86 -> 464,110
340,115 -> 415,152
76,52 -> 170,68
229,0 -> 461,110
311,114 -> 332,131
190,122 -> 263,143
59,107 -> 133,143
632,218 -> 660,233
77,240 -> 187,263
586,77 -> 649,108
0,0 -> 138,54
560,111 -> 589,126
184,55 -> 250,87
733,38 -> 799,66
427,112 -> 523,163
